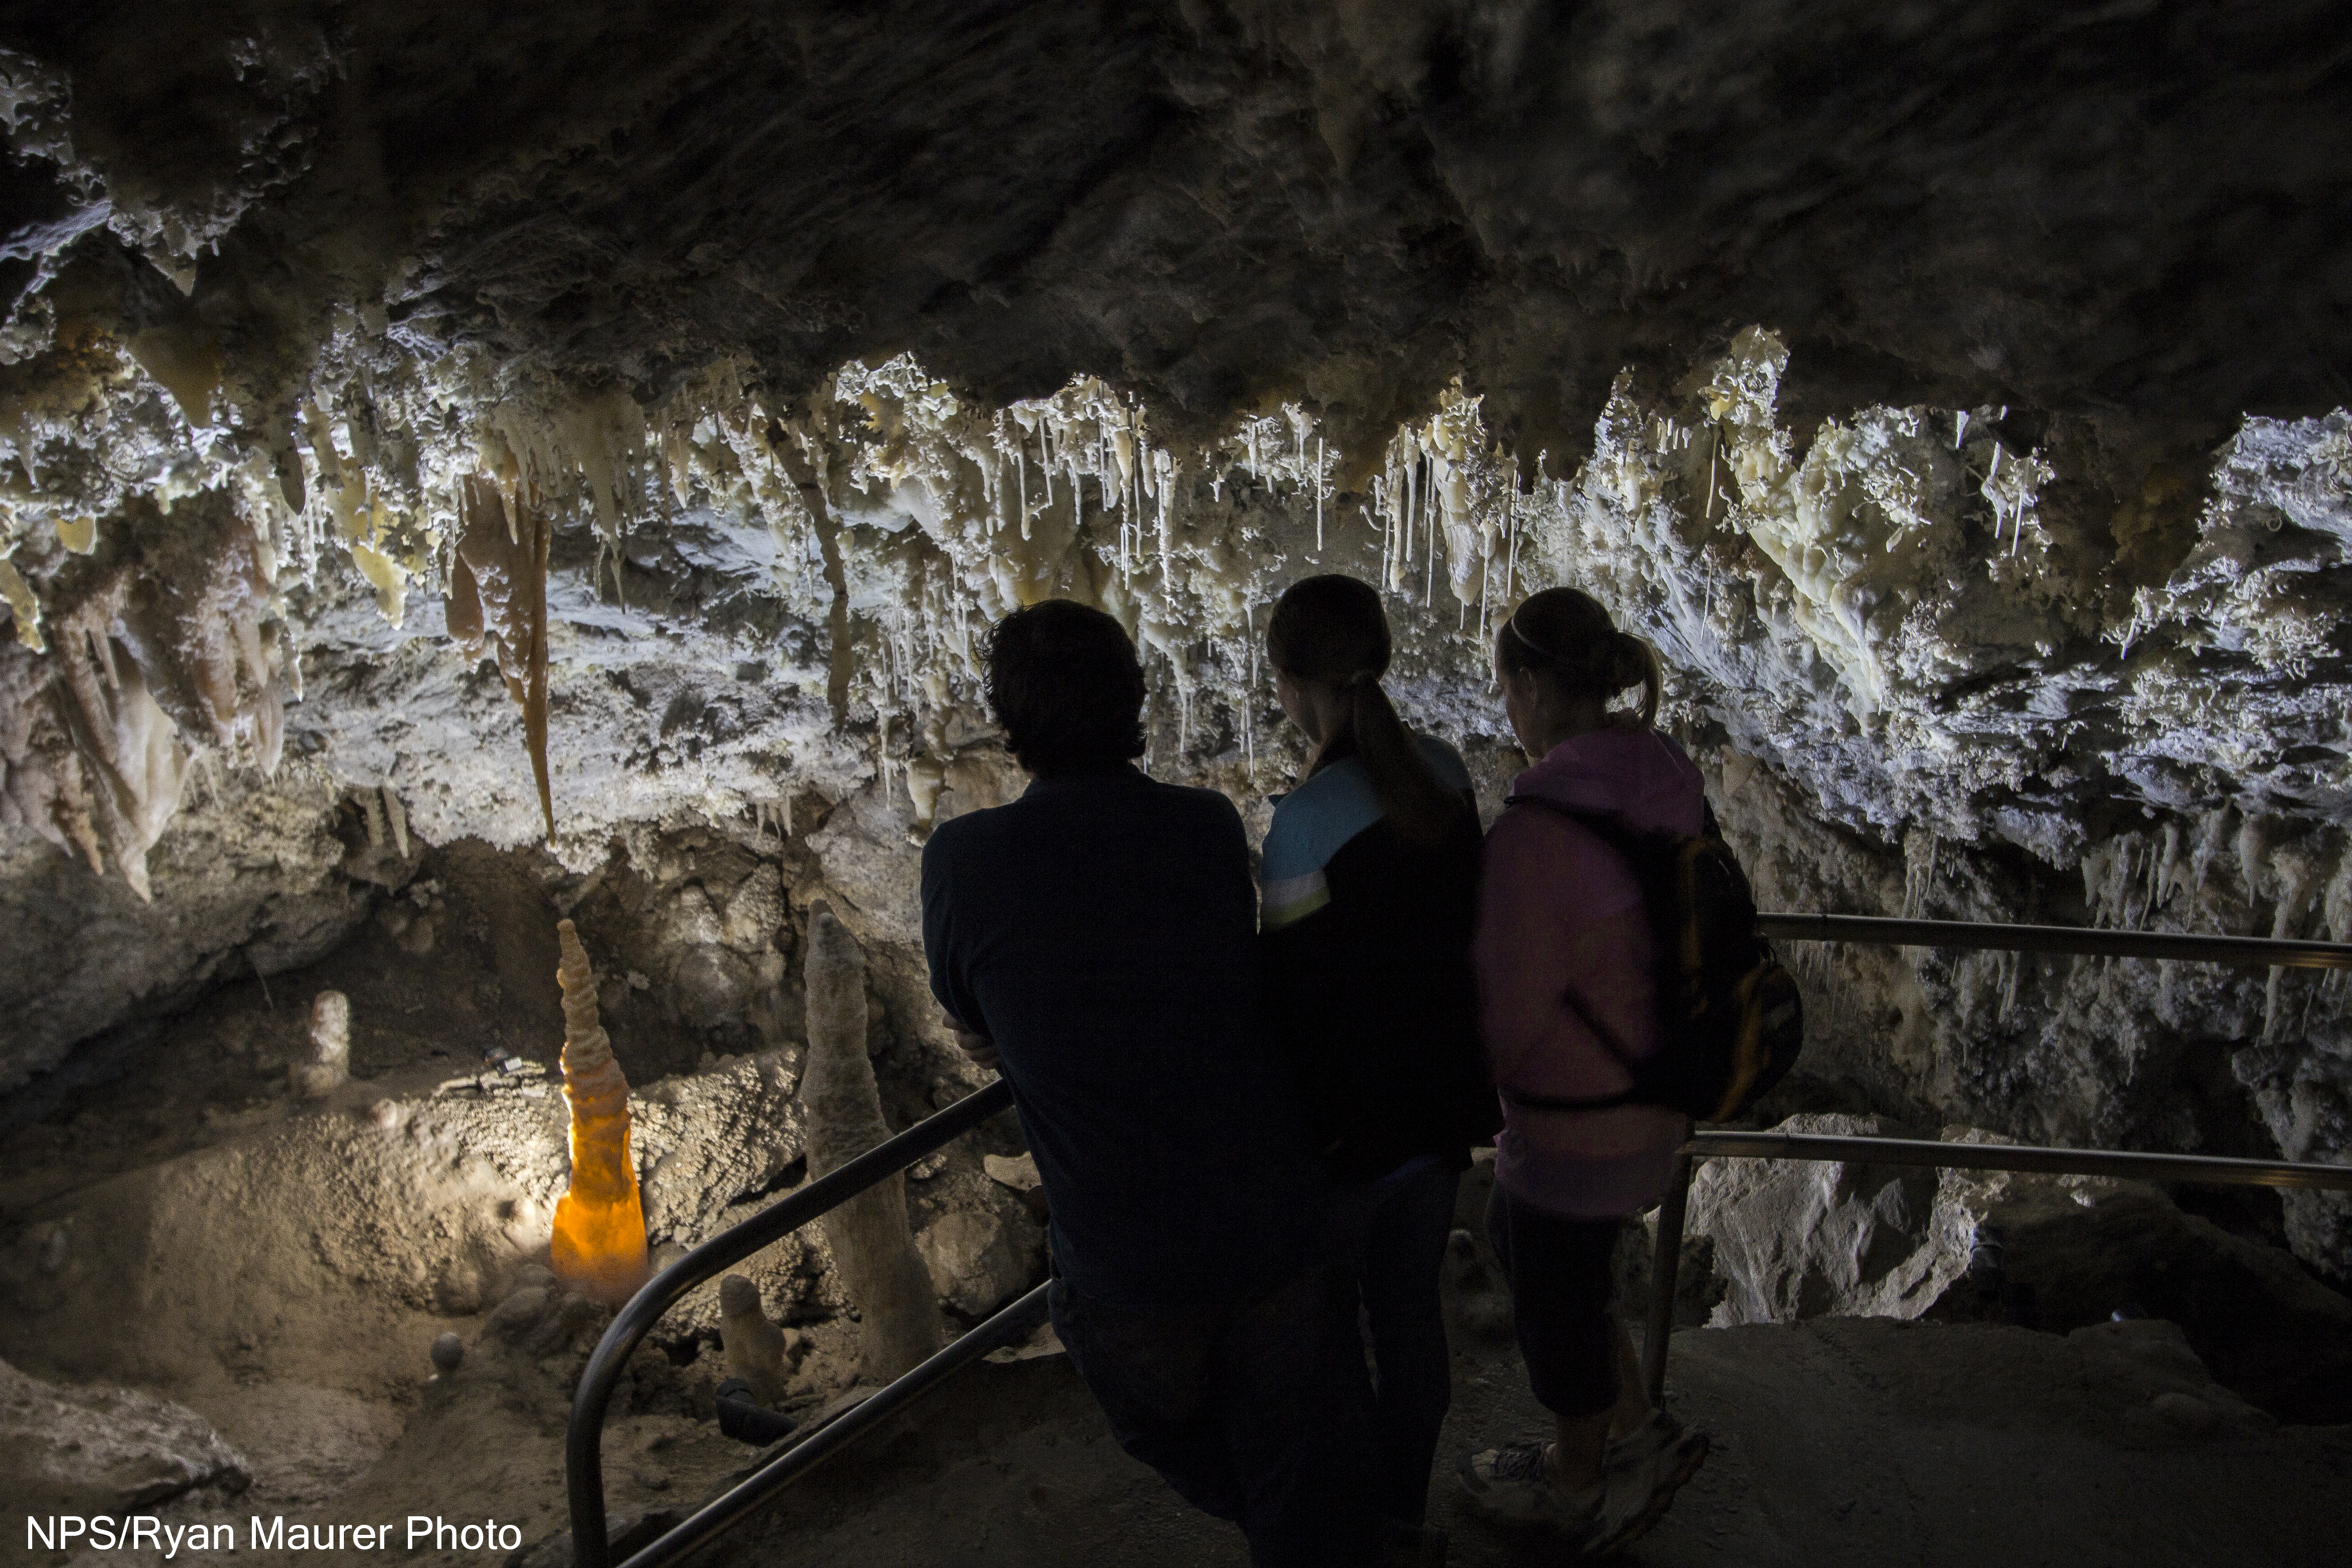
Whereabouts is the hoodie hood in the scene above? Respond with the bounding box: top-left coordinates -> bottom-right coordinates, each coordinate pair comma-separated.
1509,724 -> 1708,838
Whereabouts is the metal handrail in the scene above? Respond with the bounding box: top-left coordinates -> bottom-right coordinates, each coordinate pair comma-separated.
567,1076 -> 1016,1568
1640,1131 -> 2352,1405
613,1284 -> 1051,1568
563,908 -> 2352,1559
1758,912 -> 2352,970
1688,1130 -> 2352,1188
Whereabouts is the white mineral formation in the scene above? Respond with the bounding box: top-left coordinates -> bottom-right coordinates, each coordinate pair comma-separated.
4,308 -> 2352,1284
799,901 -> 941,1382
290,989 -> 350,1099
0,1357 -> 250,1515
717,1272 -> 793,1406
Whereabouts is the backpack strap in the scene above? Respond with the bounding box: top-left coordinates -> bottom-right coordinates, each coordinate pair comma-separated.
1495,794 -> 1650,1115
1506,791 -> 1725,845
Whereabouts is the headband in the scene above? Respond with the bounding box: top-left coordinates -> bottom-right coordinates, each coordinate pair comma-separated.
1510,605 -> 1640,684
1505,607 -> 1564,664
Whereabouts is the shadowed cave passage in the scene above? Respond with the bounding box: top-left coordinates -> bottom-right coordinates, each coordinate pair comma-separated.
2,5 -> 2351,1563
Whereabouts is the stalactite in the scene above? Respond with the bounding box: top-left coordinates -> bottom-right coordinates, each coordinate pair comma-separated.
0,496 -> 283,899
447,475 -> 556,844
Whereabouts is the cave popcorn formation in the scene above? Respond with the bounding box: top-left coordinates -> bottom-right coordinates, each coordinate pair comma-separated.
5,15 -> 2352,1557
2,319 -> 1529,882
548,917 -> 650,1306
0,74 -> 2350,1289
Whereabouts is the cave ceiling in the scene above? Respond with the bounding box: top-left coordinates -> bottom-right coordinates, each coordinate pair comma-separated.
5,0 -> 2347,452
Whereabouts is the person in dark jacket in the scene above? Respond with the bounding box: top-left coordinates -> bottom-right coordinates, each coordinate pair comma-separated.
921,598 -> 1391,1568
1258,574 -> 1499,1528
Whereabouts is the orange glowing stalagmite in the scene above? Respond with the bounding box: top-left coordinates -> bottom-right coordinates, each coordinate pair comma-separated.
548,919 -> 649,1304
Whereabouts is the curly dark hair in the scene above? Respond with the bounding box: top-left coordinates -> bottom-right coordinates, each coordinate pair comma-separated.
985,599 -> 1148,776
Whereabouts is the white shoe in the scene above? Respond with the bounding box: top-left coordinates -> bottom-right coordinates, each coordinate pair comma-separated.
1589,1412 -> 1710,1551
1455,1441 -> 1602,1535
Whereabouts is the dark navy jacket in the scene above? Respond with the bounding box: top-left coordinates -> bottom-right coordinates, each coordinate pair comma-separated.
1259,735 -> 1499,1181
921,764 -> 1329,1308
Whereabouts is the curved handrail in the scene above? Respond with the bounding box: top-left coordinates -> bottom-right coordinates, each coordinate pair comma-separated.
1758,912 -> 2352,970
564,908 -> 2352,1560
612,1284 -> 1052,1568
566,1076 -> 1015,1568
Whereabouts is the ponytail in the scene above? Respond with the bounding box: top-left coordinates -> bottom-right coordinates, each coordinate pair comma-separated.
1497,589 -> 1662,727
1267,576 -> 1465,846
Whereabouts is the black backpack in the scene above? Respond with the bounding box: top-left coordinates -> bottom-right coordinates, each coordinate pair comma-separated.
1498,796 -> 1803,1123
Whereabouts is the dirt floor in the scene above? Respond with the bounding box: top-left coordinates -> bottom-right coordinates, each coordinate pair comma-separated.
29,1300 -> 2344,1568
663,1314 -> 2351,1568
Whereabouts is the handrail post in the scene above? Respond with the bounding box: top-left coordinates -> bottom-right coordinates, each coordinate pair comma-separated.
1642,1146 -> 1695,1408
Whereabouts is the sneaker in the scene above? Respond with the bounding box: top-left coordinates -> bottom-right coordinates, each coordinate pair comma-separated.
1455,1442 -> 1601,1533
1588,1415 -> 1710,1552
1604,1410 -> 1704,1483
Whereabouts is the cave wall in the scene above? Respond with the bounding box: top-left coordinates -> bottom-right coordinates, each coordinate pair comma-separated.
2,4 -> 2349,1275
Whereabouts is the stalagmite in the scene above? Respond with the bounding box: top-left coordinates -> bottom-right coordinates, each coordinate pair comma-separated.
548,918 -> 650,1306
290,990 -> 350,1099
718,1274 -> 793,1406
799,902 -> 941,1382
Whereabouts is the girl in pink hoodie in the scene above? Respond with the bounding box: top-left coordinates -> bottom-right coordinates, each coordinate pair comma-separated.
1455,588 -> 1711,1549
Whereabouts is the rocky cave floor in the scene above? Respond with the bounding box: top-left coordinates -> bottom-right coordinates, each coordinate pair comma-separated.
3,828 -> 2350,1566
657,1317 -> 2352,1568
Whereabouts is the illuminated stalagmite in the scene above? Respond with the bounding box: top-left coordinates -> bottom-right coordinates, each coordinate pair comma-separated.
548,918 -> 649,1305
801,903 -> 941,1382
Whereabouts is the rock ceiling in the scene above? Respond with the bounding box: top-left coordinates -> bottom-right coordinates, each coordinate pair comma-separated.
7,2 -> 2349,452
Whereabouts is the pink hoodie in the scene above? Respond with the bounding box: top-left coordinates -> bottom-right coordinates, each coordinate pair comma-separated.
1475,724 -> 1702,1218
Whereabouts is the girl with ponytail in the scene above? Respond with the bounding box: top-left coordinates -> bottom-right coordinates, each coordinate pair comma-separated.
1455,587 -> 1711,1546
1258,573 -> 1498,1529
